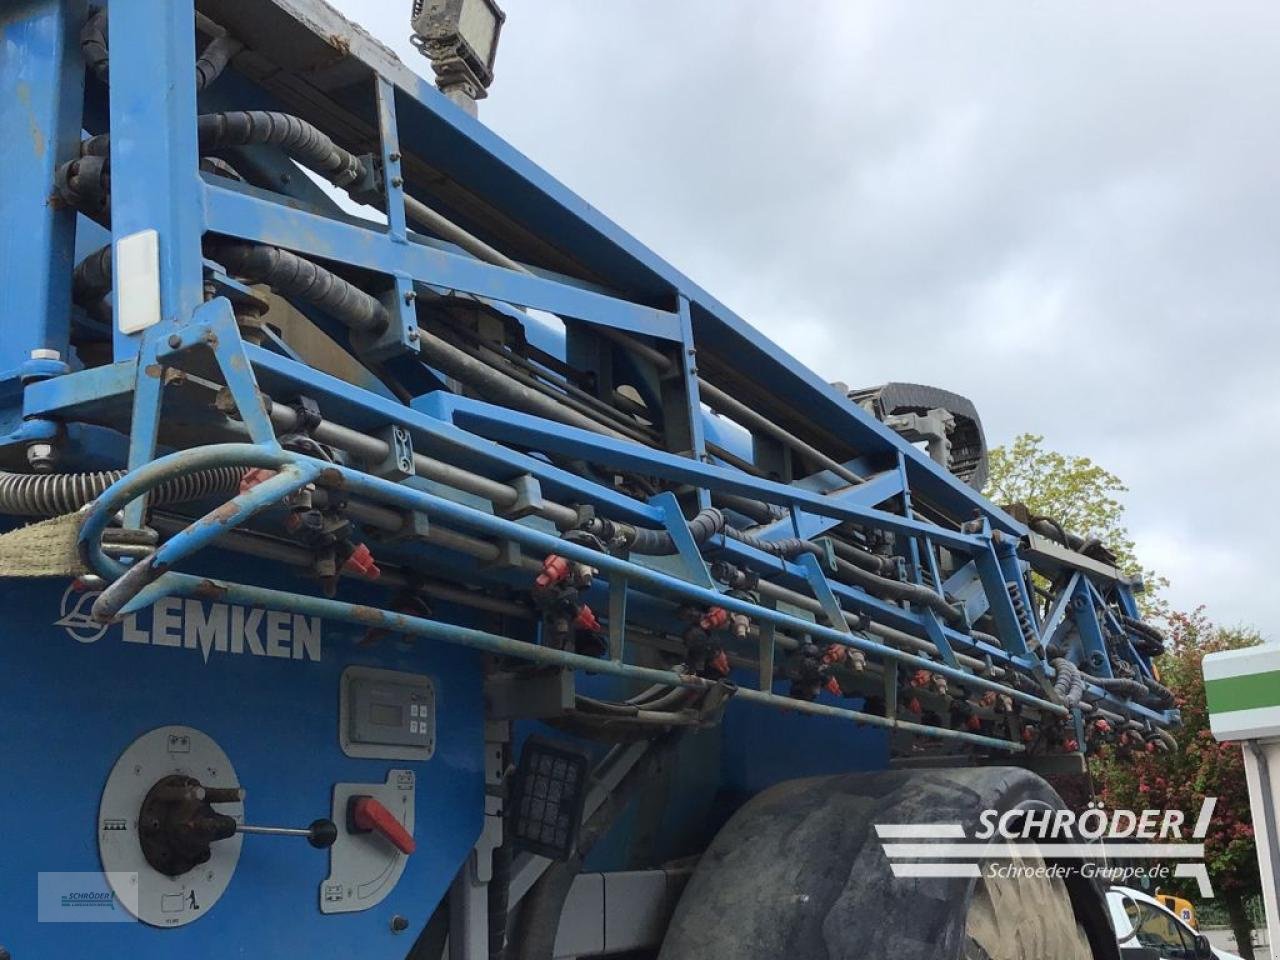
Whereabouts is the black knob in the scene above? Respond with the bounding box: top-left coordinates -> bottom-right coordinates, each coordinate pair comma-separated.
308,818 -> 338,849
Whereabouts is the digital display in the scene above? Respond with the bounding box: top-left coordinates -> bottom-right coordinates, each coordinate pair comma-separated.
369,703 -> 403,727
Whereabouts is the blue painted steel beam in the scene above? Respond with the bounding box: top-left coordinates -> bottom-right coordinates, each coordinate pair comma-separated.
753,471 -> 904,543
435,393 -> 990,554
262,1 -> 1026,534
0,0 -> 85,368
79,443 -> 1067,718
108,0 -> 205,354
1040,571 -> 1082,654
24,360 -> 138,420
243,345 -> 665,526
201,179 -> 683,342
138,570 -> 1026,753
1071,577 -> 1112,678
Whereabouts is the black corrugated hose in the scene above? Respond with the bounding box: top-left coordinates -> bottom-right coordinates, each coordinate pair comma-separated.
205,242 -> 389,334
625,507 -> 726,556
197,112 -> 367,189
66,111 -> 368,213
72,241 -> 389,337
1120,614 -> 1168,656
81,8 -> 242,90
831,555 -> 966,625
1050,657 -> 1085,709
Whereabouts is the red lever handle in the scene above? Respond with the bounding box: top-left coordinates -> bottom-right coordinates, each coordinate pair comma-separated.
348,796 -> 416,855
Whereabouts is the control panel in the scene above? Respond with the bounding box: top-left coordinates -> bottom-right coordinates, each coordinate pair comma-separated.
321,769 -> 417,914
98,726 -> 246,927
0,573 -> 484,958
340,666 -> 436,760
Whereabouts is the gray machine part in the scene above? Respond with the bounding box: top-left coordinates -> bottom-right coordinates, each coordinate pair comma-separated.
98,725 -> 244,928
340,665 -> 436,761
848,382 -> 990,490
321,768 -> 416,914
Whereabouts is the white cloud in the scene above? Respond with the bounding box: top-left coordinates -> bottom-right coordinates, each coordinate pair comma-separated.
336,0 -> 1280,634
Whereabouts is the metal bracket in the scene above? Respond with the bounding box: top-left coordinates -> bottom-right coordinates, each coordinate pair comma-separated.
373,424 -> 415,481
920,611 -> 960,670
500,474 -> 544,520
796,553 -> 852,635
608,575 -> 628,662
647,491 -> 716,589
352,273 -> 420,363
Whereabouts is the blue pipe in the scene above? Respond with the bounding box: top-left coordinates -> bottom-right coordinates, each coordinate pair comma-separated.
122,569 -> 1025,754
79,443 -> 1067,717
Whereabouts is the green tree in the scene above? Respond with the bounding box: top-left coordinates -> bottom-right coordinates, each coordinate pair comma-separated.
1091,610 -> 1263,958
984,433 -> 1167,616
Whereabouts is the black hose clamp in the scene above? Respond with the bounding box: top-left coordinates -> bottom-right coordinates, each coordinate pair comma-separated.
289,395 -> 324,435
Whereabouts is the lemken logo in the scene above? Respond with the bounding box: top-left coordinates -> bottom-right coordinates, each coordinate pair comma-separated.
56,583 -> 322,663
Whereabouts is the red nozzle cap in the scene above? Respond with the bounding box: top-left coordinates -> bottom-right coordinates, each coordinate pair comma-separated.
699,606 -> 729,632
709,649 -> 730,678
573,604 -> 602,634
535,555 -> 570,590
349,796 -> 415,855
342,543 -> 381,580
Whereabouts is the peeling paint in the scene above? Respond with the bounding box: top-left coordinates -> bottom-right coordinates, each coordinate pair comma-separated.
194,579 -> 229,601
15,82 -> 45,159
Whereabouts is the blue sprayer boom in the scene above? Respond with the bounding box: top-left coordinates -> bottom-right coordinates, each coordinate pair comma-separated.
0,3 -> 1175,957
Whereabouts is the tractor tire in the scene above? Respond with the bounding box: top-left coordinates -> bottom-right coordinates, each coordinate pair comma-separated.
657,767 -> 1117,960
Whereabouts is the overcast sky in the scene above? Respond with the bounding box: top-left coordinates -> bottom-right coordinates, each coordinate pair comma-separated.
337,1 -> 1280,635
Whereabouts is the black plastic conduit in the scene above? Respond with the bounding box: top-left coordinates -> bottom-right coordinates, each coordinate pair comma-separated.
81,9 -> 243,91
74,112 -> 366,194
832,556 -> 965,625
207,242 -> 388,334
196,112 -> 366,188
625,507 -> 726,556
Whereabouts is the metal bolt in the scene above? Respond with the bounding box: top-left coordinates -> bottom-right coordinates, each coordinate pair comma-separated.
29,348 -> 60,361
168,334 -> 182,349
404,290 -> 417,305
26,442 -> 55,473
407,328 -> 420,342
389,151 -> 401,162
391,176 -> 404,188
389,914 -> 409,934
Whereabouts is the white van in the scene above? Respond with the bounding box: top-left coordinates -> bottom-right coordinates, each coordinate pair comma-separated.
1106,886 -> 1243,960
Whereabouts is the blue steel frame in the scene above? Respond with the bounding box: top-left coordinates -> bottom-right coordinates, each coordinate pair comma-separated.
0,0 -> 1176,760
